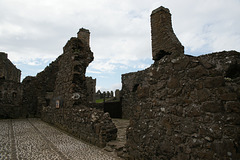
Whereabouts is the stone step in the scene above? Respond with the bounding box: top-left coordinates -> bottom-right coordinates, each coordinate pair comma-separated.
104,119 -> 130,159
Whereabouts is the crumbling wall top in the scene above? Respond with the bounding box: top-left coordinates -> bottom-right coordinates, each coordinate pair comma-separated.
0,52 -> 21,82
151,6 -> 170,15
0,52 -> 8,60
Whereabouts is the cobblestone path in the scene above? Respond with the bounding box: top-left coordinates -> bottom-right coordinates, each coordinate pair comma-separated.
0,118 -> 120,160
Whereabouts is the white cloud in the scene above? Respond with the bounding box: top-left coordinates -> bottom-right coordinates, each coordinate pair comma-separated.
87,60 -> 116,73
161,0 -> 240,55
86,70 -> 102,74
1,0 -> 240,88
97,83 -> 122,92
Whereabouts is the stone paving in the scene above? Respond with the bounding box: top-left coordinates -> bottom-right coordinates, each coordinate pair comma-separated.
0,118 -> 121,160
104,119 -> 130,159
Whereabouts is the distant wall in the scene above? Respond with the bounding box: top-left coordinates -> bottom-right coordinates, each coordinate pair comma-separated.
122,51 -> 240,159
86,77 -> 96,103
0,52 -> 21,82
0,52 -> 23,118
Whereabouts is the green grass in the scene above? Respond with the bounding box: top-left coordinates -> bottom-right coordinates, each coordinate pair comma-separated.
95,98 -> 118,103
95,99 -> 104,103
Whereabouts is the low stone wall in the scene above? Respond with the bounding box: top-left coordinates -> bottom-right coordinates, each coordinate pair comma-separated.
42,105 -> 117,147
123,51 -> 240,159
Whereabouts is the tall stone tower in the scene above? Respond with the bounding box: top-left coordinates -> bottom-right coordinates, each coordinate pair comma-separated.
151,6 -> 184,61
77,28 -> 90,46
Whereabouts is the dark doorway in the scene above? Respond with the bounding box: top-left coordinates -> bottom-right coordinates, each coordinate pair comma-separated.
104,101 -> 122,118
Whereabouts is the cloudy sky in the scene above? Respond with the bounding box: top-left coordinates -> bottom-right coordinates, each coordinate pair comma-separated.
1,0 -> 240,91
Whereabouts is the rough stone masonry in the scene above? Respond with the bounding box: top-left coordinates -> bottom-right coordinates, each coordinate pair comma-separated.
22,28 -> 117,147
40,28 -> 117,147
122,6 -> 240,160
0,29 -> 117,147
1,5 -> 240,160
0,52 -> 23,118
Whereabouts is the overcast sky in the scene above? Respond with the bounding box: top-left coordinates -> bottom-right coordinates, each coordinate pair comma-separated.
1,0 -> 240,91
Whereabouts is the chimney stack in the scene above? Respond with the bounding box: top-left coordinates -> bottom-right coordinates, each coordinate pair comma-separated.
151,6 -> 184,61
77,28 -> 90,46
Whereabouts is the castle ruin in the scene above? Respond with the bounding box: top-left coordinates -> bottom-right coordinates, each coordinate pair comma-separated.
0,6 -> 240,160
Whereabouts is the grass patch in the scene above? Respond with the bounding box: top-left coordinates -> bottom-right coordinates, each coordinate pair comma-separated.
95,99 -> 104,103
95,98 -> 117,103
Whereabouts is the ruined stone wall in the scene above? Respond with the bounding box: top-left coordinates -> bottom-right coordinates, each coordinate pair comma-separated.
122,6 -> 240,159
122,70 -> 149,119
51,37 -> 93,108
42,106 -> 117,147
123,51 -> 240,159
40,30 -> 117,147
0,52 -> 21,82
0,79 -> 23,118
22,59 -> 59,117
0,52 -> 23,118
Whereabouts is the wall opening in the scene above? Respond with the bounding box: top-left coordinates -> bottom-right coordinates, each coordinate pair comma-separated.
104,101 -> 122,118
226,64 -> 240,79
46,99 -> 50,106
132,84 -> 139,92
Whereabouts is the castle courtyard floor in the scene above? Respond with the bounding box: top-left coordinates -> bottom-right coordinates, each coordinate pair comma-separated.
0,118 -> 121,160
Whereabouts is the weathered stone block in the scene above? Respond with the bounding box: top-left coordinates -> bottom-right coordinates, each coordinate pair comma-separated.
220,93 -> 238,101
172,56 -> 189,71
188,65 -> 208,79
202,101 -> 223,113
197,89 -> 211,102
167,77 -> 180,89
137,85 -> 149,98
225,101 -> 240,112
204,76 -> 224,88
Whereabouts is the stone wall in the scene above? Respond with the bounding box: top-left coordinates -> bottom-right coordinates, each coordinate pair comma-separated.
0,52 -> 21,82
123,51 -> 240,159
42,106 -> 117,147
37,29 -> 117,147
0,79 -> 23,118
122,6 -> 240,160
0,29 -> 117,147
86,76 -> 96,102
22,59 -> 59,117
0,52 -> 23,118
122,70 -> 149,119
